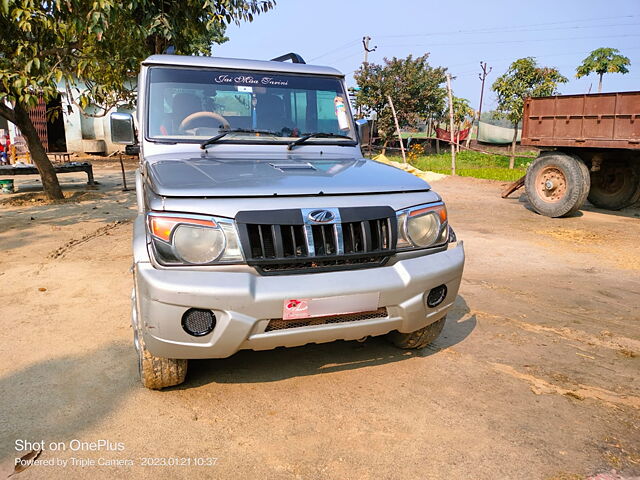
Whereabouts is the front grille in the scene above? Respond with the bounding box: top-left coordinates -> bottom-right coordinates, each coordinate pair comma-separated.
311,224 -> 337,256
343,218 -> 391,253
236,207 -> 397,275
246,224 -> 308,258
265,307 -> 389,332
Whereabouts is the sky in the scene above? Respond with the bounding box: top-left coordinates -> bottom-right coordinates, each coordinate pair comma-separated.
212,0 -> 640,112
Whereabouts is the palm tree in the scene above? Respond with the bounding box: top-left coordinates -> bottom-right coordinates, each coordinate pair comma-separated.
576,48 -> 631,93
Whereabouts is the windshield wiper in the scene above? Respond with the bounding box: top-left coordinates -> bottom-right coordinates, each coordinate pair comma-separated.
287,132 -> 354,150
200,128 -> 279,149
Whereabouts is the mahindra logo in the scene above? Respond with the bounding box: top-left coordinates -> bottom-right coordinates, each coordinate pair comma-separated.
308,209 -> 335,223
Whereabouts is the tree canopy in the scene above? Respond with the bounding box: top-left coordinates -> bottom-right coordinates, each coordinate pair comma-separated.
576,47 -> 630,93
492,57 -> 567,127
452,96 -> 473,127
492,57 -> 567,167
0,0 -> 276,199
353,54 -> 447,147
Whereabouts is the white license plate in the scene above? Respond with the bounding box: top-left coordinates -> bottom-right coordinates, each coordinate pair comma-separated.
282,292 -> 380,320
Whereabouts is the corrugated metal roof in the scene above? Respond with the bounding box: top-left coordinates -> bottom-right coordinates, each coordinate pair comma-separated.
142,54 -> 344,77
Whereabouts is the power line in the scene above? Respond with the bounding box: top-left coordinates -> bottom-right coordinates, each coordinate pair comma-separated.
373,22 -> 640,43
449,21 -> 640,37
308,18 -> 639,66
329,50 -> 368,65
308,39 -> 361,62
310,14 -> 640,69
307,43 -> 362,64
375,14 -> 639,39
447,45 -> 640,70
380,33 -> 640,49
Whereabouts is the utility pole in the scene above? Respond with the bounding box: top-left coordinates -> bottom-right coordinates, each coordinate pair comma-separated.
362,36 -> 377,64
475,61 -> 492,144
446,74 -> 456,176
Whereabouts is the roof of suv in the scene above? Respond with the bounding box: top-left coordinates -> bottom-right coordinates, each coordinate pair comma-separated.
142,54 -> 344,77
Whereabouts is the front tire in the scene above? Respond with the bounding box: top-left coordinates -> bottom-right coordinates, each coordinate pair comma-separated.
135,330 -> 187,390
388,316 -> 446,349
588,160 -> 640,210
525,152 -> 590,218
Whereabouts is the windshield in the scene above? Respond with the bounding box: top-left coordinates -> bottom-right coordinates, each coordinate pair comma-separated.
147,67 -> 357,145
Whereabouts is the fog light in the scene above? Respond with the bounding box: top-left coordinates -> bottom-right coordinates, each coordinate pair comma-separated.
182,309 -> 216,336
426,285 -> 447,308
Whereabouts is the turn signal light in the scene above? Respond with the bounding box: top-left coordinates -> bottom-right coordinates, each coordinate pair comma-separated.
149,216 -> 217,242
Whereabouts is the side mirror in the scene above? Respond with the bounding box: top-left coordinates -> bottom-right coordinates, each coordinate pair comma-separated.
110,112 -> 136,145
356,119 -> 371,146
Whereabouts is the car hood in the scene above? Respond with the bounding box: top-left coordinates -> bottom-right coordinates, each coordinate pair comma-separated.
145,152 -> 430,197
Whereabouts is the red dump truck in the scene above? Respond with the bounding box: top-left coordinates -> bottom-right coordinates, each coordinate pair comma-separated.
521,91 -> 640,217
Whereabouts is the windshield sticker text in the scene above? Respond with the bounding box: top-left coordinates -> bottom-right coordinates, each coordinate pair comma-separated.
213,74 -> 289,87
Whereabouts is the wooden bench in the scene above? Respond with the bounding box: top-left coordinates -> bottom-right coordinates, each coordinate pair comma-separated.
49,152 -> 72,163
0,162 -> 96,186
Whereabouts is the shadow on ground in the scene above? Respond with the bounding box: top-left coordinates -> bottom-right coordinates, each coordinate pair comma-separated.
183,296 -> 475,388
0,341 -> 136,463
513,192 -> 640,219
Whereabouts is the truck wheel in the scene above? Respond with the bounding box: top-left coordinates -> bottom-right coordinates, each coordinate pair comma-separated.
135,330 -> 187,390
588,160 -> 640,210
388,316 -> 446,349
525,152 -> 590,217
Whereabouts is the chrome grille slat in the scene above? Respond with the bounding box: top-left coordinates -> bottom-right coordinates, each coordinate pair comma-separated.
303,224 -> 316,257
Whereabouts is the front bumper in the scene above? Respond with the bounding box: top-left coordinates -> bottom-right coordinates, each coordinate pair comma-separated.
134,243 -> 465,359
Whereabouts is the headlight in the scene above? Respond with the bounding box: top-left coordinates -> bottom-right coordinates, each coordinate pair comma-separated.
148,213 -> 244,265
396,202 -> 448,249
173,225 -> 224,263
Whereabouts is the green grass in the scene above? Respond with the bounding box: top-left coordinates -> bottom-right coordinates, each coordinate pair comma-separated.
384,150 -> 531,182
399,132 -> 432,139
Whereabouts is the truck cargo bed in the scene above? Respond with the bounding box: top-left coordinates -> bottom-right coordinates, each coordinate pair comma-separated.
521,91 -> 640,150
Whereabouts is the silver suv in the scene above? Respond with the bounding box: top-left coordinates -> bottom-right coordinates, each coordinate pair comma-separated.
111,53 -> 465,389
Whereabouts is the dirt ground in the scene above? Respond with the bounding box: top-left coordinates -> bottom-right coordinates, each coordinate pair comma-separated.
0,164 -> 639,480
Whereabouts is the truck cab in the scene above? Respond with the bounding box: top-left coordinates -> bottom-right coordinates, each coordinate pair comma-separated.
111,54 -> 465,389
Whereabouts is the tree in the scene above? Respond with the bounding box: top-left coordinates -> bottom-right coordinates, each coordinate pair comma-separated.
451,96 -> 473,151
0,0 -> 276,200
492,57 -> 567,168
576,47 -> 631,93
354,54 -> 447,153
452,96 -> 473,130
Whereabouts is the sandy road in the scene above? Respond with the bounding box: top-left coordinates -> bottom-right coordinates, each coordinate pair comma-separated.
0,169 -> 638,479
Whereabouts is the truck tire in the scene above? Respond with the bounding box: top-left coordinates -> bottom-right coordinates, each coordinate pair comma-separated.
525,152 -> 590,217
588,160 -> 640,210
136,331 -> 187,390
388,316 -> 446,349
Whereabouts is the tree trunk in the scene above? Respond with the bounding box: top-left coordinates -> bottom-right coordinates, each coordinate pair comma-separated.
598,73 -> 603,93
381,139 -> 388,156
509,122 -> 518,169
14,102 -> 64,200
465,115 -> 474,149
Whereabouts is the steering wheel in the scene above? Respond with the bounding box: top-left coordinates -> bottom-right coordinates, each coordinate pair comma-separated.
179,111 -> 230,132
